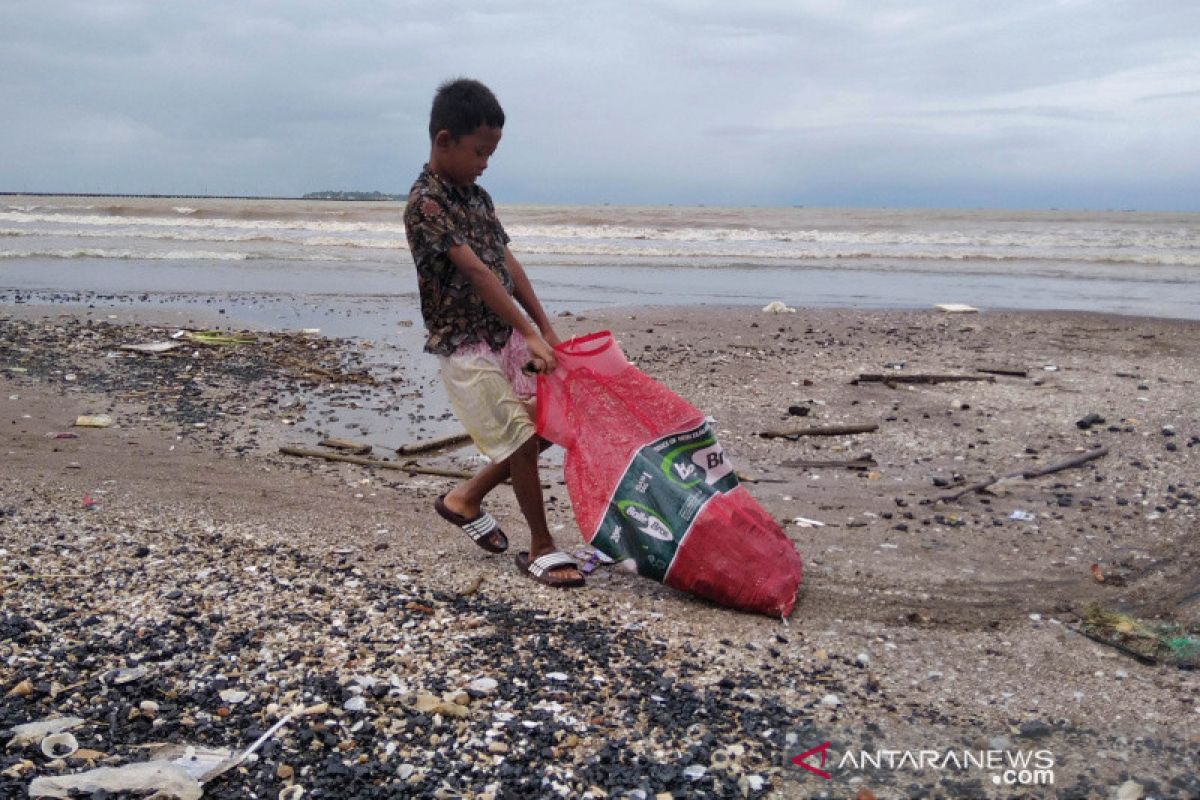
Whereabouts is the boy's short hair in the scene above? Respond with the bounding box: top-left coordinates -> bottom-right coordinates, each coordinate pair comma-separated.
428,78 -> 505,141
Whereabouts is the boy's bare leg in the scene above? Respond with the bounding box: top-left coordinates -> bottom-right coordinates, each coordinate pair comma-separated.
440,436 -> 552,518
506,434 -> 582,582
441,437 -> 552,553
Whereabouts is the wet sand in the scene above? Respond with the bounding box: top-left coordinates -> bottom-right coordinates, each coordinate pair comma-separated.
2,302 -> 1198,798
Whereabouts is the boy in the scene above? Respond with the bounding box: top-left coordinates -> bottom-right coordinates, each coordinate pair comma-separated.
403,78 -> 584,588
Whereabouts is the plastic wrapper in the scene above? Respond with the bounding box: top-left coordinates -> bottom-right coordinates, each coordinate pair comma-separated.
537,331 -> 803,616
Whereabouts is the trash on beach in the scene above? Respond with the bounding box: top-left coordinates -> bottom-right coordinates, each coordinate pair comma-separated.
791,516 -> 826,528
180,330 -> 256,346
1008,510 -> 1035,521
45,432 -> 79,439
6,717 -> 85,748
150,710 -> 294,784
1076,605 -> 1200,668
573,546 -> 616,574
119,341 -> 183,355
761,300 -> 796,313
935,303 -> 979,313
28,761 -> 203,800
73,415 -> 113,428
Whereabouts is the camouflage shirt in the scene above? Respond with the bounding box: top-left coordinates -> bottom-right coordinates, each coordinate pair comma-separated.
404,165 -> 514,356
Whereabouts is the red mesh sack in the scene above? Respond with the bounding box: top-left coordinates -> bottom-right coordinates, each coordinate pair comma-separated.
537,331 -> 803,616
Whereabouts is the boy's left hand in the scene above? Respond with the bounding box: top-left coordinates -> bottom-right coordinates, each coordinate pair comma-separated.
524,333 -> 557,373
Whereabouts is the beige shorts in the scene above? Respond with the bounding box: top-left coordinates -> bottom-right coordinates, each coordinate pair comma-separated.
439,335 -> 537,463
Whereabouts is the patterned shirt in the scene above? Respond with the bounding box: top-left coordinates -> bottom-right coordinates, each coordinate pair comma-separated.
404,165 -> 514,356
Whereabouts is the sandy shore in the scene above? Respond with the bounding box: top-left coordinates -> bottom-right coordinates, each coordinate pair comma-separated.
2,303 -> 1198,799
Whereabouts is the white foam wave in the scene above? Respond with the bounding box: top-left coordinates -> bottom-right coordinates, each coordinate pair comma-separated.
513,241 -> 1200,267
0,248 -> 254,261
0,210 -> 403,235
302,235 -> 408,249
173,207 -> 198,215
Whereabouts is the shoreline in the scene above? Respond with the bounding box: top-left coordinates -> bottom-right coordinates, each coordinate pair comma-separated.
3,301 -> 1198,797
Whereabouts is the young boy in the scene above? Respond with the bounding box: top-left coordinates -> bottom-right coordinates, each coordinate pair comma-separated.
403,78 -> 584,588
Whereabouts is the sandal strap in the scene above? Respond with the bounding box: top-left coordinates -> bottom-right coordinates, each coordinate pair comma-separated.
529,551 -> 577,576
462,513 -> 498,541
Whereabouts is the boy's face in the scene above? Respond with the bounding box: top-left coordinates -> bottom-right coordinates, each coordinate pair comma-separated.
432,124 -> 502,187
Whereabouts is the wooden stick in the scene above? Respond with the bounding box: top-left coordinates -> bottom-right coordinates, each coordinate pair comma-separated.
394,432 -> 472,455
977,366 -> 1028,377
939,446 -> 1109,502
319,437 -> 372,455
278,446 -> 475,479
1020,446 -> 1109,479
781,457 -> 878,470
853,373 -> 996,385
759,423 -> 878,439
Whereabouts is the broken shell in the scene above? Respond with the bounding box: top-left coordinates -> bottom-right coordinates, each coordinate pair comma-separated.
218,689 -> 249,705
104,667 -> 149,685
279,785 -> 305,800
6,717 -> 85,748
41,732 -> 79,759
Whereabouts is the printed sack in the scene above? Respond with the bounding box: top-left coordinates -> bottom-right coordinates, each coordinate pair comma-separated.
537,331 -> 803,616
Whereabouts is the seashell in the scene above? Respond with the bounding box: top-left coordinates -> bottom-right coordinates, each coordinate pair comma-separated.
6,717 -> 85,748
41,732 -> 79,759
218,689 -> 249,705
279,785 -> 305,800
105,667 -> 149,685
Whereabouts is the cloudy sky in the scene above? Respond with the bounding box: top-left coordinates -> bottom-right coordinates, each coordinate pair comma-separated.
2,1 -> 1198,210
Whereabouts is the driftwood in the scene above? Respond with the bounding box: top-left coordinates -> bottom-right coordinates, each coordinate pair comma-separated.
395,432 -> 473,456
781,455 -> 878,471
939,445 -> 1109,502
279,446 -> 475,479
853,373 -> 996,386
319,437 -> 372,455
759,423 -> 878,440
977,366 -> 1028,377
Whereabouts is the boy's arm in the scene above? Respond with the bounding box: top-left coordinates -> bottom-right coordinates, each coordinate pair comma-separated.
447,243 -> 557,371
504,246 -> 559,346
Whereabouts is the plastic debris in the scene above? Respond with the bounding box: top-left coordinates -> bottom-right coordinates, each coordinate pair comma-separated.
28,761 -> 203,800
1078,605 -> 1200,668
6,717 -> 85,748
73,415 -> 113,428
182,330 -> 256,346
792,516 -> 826,528
935,303 -> 979,313
573,546 -> 615,574
761,300 -> 796,313
120,341 -> 183,355
1008,510 -> 1035,521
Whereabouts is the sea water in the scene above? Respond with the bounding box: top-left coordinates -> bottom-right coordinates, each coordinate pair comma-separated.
2,195 -> 1198,324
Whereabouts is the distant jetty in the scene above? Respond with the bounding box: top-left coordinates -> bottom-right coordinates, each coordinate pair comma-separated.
302,191 -> 404,201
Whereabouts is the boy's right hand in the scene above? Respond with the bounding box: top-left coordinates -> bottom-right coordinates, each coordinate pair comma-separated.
524,333 -> 557,374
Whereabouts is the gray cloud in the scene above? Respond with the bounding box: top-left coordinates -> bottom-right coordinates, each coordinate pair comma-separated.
1,0 -> 1198,209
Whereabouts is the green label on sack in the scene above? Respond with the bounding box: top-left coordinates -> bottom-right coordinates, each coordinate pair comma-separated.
591,421 -> 740,581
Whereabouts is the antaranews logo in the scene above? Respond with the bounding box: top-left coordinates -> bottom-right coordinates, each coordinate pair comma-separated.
786,734 -> 1055,788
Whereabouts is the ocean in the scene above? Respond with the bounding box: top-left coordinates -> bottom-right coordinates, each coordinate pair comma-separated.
2,195 -> 1198,323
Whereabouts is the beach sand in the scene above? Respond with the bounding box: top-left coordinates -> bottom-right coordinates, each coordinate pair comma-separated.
2,302 -> 1198,798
